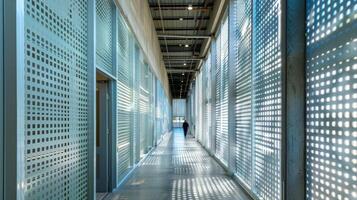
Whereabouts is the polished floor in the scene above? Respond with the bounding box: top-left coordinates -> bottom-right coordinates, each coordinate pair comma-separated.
105,129 -> 250,200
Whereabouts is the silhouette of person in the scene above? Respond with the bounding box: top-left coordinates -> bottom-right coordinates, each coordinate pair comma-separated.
182,120 -> 189,137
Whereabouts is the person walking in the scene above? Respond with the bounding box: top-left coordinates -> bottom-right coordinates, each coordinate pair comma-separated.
182,120 -> 189,138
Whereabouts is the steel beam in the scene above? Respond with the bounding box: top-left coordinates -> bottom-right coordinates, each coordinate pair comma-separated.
167,69 -> 197,73
149,3 -> 213,8
153,16 -> 210,21
164,58 -> 202,61
156,27 -> 208,31
199,0 -> 228,59
157,34 -> 211,39
150,4 -> 213,11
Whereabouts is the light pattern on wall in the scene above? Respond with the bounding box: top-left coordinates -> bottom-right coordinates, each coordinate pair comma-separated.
24,0 -> 89,199
306,0 -> 357,199
252,1 -> 282,199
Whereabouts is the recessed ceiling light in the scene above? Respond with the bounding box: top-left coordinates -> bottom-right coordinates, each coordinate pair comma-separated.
185,44 -> 189,48
182,73 -> 185,75
188,5 -> 193,10
183,63 -> 187,66
179,18 -> 184,21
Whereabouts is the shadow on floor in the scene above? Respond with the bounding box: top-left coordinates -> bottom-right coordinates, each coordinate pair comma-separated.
104,128 -> 250,200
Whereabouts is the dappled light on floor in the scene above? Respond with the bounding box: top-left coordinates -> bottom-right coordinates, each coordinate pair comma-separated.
104,128 -> 249,200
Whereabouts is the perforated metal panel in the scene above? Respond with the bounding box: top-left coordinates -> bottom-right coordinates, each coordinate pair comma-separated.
133,45 -> 141,162
96,0 -> 114,74
215,29 -> 222,161
147,69 -> 154,149
155,80 -> 170,143
203,54 -> 212,148
139,63 -> 150,157
231,0 -> 253,188
24,0 -> 89,199
306,0 -> 357,199
252,0 -> 282,199
196,72 -> 203,142
116,13 -> 132,181
215,16 -> 229,164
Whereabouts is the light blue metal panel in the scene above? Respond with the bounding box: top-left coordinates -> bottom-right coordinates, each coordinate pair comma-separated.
139,63 -> 149,156
215,15 -> 229,165
306,0 -> 357,199
252,0 -> 282,199
116,13 -> 132,182
133,45 -> 141,163
96,0 -> 114,75
230,0 -> 253,189
146,68 -> 154,149
204,53 -> 212,149
215,28 -> 222,159
24,0 -> 89,199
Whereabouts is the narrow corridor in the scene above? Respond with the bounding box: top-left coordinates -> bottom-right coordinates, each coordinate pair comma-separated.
105,129 -> 250,200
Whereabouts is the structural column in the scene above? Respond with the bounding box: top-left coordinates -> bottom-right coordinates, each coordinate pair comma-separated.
283,0 -> 306,199
0,0 -> 3,199
3,0 -> 26,199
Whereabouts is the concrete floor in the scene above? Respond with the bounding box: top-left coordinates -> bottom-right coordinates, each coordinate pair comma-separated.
105,129 -> 250,200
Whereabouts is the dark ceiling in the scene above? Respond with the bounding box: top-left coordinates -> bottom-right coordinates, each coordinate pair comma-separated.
148,0 -> 215,99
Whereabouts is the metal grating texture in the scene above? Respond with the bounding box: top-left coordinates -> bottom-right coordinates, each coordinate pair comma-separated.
203,53 -> 212,148
231,0 -> 253,188
24,0 -> 89,199
133,45 -> 141,162
215,16 -> 229,164
155,79 -> 171,143
196,72 -> 203,142
116,13 -> 132,181
155,79 -> 163,142
147,69 -> 154,149
252,0 -> 282,199
215,29 -> 222,161
139,63 -> 150,157
96,0 -> 114,75
306,0 -> 357,199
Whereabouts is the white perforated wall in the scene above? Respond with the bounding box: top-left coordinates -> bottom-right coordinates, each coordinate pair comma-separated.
231,0 -> 253,188
252,0 -> 282,199
215,16 -> 229,164
24,0 -> 89,199
306,0 -> 357,199
96,0 -> 114,75
116,13 -> 132,180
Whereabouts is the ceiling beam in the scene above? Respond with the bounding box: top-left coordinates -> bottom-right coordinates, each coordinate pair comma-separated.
153,16 -> 210,21
156,27 -> 208,31
157,34 -> 211,39
149,4 -> 213,10
167,69 -> 197,73
164,59 -> 201,62
163,56 -> 204,59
